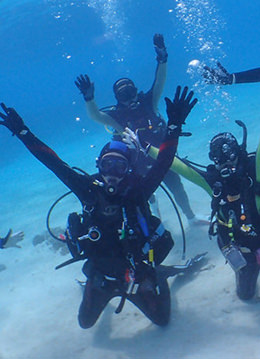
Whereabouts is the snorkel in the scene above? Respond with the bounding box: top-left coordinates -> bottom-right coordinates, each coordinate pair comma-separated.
235,120 -> 247,152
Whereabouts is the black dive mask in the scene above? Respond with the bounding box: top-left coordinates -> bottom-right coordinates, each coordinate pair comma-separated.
209,143 -> 238,164
209,132 -> 240,177
98,156 -> 129,177
98,155 -> 130,195
116,85 -> 137,103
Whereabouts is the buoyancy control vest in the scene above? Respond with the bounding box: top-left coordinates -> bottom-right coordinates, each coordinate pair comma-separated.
104,91 -> 166,147
208,154 -> 260,250
66,179 -> 174,267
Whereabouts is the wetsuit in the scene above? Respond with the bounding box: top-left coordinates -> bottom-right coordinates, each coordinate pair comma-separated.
148,145 -> 260,299
16,129 -> 178,327
233,68 -> 260,84
204,64 -> 260,85
106,90 -> 196,220
108,90 -> 166,147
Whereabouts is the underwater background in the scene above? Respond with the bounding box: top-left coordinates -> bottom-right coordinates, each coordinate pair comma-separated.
1,1 -> 260,358
1,0 -> 260,236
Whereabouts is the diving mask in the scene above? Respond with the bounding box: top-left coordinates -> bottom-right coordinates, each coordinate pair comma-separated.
98,155 -> 129,177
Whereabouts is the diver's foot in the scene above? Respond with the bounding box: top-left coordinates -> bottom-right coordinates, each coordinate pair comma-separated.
188,215 -> 210,226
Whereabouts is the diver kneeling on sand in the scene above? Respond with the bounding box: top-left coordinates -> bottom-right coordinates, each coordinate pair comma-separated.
0,86 -> 199,328
153,116 -> 260,300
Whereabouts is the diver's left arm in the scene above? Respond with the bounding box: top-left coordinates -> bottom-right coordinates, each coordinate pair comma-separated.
150,34 -> 168,112
142,86 -> 198,198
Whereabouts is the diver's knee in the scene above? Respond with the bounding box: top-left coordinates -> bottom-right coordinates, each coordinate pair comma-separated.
236,288 -> 255,301
78,313 -> 96,329
153,314 -> 170,327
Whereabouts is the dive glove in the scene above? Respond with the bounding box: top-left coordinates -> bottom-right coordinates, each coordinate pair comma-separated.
75,74 -> 95,102
0,103 -> 28,136
122,127 -> 144,153
165,86 -> 197,136
153,34 -> 168,64
203,62 -> 234,85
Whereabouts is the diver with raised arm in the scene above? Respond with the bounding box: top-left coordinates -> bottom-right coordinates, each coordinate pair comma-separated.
75,34 -> 203,224
0,86 -> 198,327
152,119 -> 260,300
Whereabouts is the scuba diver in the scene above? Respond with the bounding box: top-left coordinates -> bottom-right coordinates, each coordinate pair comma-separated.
0,85 -> 198,328
151,120 -> 260,300
203,62 -> 260,85
75,34 -> 203,225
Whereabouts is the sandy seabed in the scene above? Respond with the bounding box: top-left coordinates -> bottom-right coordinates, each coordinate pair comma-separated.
1,171 -> 260,359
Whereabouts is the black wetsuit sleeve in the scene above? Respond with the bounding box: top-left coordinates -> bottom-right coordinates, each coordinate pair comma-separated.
234,68 -> 260,84
141,134 -> 179,199
16,130 -> 89,199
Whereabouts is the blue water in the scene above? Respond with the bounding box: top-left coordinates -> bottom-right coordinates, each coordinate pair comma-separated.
0,0 -> 260,160
1,0 -> 259,199
1,1 -> 260,357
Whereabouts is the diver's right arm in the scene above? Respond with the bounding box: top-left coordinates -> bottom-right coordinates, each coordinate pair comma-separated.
0,103 -> 89,198
75,74 -> 123,133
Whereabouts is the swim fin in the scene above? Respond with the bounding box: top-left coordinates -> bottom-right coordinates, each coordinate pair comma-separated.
157,252 -> 208,278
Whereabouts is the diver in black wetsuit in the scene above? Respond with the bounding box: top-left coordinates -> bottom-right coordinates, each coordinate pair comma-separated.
203,62 -> 260,85
75,34 -> 200,223
0,86 -> 197,328
165,122 -> 260,300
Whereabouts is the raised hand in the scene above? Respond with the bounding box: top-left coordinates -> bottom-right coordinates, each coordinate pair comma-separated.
153,33 -> 168,64
203,62 -> 233,85
75,74 -> 94,102
165,86 -> 197,133
0,103 -> 27,135
122,127 -> 142,152
1,230 -> 24,249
